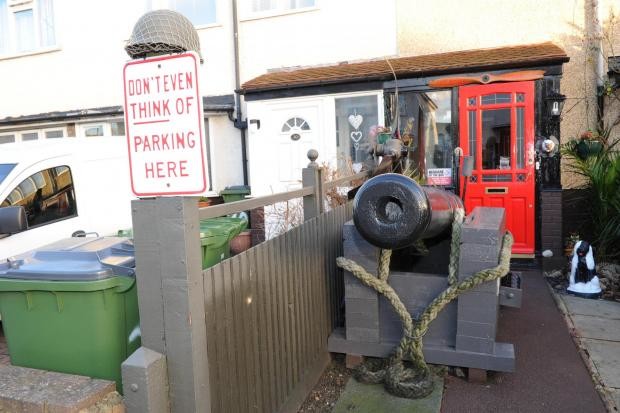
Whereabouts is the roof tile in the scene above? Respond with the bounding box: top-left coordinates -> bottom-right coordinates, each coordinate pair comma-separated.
242,42 -> 568,92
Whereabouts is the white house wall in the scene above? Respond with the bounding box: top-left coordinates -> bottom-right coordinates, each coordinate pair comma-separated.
209,114 -> 244,191
0,0 -> 236,118
238,0 -> 398,83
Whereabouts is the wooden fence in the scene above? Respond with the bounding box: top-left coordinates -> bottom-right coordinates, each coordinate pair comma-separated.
203,202 -> 352,413
122,152 -> 370,413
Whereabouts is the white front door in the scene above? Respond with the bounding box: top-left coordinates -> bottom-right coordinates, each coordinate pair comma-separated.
277,111 -> 317,184
248,100 -> 323,196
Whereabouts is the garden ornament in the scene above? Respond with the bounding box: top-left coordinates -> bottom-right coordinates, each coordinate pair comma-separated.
568,240 -> 601,299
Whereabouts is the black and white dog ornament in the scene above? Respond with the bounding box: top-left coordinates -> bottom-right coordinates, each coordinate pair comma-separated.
567,241 -> 602,299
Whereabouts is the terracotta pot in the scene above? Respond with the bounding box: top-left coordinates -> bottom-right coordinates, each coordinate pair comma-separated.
198,200 -> 211,208
230,231 -> 252,255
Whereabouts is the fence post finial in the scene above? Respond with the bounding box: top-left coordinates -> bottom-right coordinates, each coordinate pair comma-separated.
307,149 -> 319,168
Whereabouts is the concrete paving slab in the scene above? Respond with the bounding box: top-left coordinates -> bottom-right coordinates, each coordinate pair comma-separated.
332,375 -> 443,413
582,338 -> 620,389
571,315 -> 620,341
562,295 -> 620,319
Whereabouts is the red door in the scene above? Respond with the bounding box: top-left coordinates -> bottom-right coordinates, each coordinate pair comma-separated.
459,82 -> 536,255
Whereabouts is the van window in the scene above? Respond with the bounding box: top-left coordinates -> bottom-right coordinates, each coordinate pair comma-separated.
0,166 -> 77,228
0,164 -> 16,185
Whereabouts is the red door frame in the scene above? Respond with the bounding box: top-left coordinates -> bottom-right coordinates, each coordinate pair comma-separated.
458,81 -> 536,254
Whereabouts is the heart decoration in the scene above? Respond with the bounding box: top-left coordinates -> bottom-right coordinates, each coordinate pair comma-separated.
348,114 -> 363,130
350,131 -> 363,143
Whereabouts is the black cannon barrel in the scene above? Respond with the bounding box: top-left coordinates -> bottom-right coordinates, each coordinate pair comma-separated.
353,173 -> 464,250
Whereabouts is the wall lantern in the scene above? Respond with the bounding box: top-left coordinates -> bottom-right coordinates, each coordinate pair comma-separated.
545,91 -> 566,121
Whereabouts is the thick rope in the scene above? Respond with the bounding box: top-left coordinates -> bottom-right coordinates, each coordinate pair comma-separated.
447,208 -> 465,285
337,219 -> 513,399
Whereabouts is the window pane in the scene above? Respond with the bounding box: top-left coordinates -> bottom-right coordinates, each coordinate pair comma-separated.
172,0 -> 216,26
252,0 -> 276,12
482,174 -> 511,182
482,108 -> 511,170
289,0 -> 314,8
37,0 -> 55,47
22,132 -> 39,141
422,91 -> 452,174
0,135 -> 15,144
45,130 -> 63,139
468,111 -> 476,167
516,107 -> 524,169
15,9 -> 35,52
481,93 -> 511,105
111,121 -> 125,136
84,125 -> 104,137
335,95 -> 378,171
2,167 -> 76,227
0,0 -> 8,54
0,164 -> 16,185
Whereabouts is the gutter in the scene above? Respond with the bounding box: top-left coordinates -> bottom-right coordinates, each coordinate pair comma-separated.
231,0 -> 249,186
593,0 -> 605,124
0,97 -> 235,127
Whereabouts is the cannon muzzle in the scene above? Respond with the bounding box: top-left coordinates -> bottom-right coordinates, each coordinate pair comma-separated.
353,173 -> 463,249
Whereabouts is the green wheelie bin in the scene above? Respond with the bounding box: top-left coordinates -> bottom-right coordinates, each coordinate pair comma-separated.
0,237 -> 140,392
199,216 -> 248,269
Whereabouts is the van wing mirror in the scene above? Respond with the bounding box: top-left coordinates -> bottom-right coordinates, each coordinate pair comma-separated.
0,206 -> 28,235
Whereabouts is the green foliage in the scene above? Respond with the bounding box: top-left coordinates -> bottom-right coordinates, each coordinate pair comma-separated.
561,134 -> 620,260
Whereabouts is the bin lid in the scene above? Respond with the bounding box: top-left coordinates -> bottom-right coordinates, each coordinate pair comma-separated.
0,237 -> 135,281
219,185 -> 251,195
200,217 -> 247,240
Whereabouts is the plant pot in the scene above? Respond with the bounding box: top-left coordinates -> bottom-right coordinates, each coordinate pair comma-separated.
564,247 -> 574,257
575,140 -> 603,159
198,200 -> 211,208
230,230 -> 252,255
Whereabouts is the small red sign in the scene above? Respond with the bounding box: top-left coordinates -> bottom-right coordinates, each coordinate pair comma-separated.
427,168 -> 452,186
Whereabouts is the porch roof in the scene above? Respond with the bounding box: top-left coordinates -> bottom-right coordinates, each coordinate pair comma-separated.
241,42 -> 568,93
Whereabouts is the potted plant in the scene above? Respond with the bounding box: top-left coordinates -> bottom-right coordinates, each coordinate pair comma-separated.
573,130 -> 602,159
198,197 -> 211,208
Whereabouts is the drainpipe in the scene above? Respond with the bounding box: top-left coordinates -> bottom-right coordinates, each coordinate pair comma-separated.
592,0 -> 605,124
232,0 -> 249,186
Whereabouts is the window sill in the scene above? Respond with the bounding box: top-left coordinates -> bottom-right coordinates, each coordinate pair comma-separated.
240,6 -> 318,22
0,46 -> 61,61
195,22 -> 222,31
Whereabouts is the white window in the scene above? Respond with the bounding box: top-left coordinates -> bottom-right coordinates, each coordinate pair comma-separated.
249,0 -> 315,14
0,134 -> 15,144
0,0 -> 56,56
148,0 -> 216,27
79,124 -> 105,137
21,131 -> 39,141
44,129 -> 63,139
110,121 -> 125,136
77,121 -> 126,137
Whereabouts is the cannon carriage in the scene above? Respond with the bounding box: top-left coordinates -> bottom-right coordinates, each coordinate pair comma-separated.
328,165 -> 522,378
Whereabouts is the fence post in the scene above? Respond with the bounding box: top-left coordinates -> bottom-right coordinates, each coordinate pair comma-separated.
302,149 -> 324,221
128,197 -> 211,413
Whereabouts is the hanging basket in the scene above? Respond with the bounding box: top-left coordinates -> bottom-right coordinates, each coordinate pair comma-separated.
575,140 -> 603,159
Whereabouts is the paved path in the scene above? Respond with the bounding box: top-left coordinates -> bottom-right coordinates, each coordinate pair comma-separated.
441,271 -> 606,413
333,375 -> 443,413
556,293 -> 620,411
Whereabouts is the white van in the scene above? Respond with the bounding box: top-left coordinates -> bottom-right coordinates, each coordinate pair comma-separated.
0,136 -> 135,261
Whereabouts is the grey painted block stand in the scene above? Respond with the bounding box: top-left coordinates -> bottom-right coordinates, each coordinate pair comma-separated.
328,207 -> 519,372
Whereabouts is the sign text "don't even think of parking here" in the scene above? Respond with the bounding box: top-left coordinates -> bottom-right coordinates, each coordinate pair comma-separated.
123,52 -> 207,196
